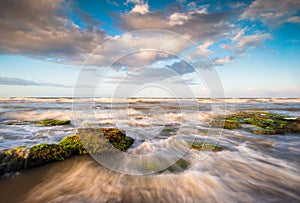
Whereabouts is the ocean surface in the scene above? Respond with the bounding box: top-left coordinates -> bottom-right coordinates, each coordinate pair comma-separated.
0,97 -> 300,202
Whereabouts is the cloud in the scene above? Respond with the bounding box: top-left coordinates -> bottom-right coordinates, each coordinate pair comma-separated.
230,2 -> 247,9
167,60 -> 194,75
130,3 -> 149,15
125,0 -> 144,5
235,33 -> 272,53
0,0 -> 107,62
85,31 -> 191,67
240,0 -> 300,27
0,76 -> 71,87
113,3 -> 235,42
287,16 -> 300,23
106,0 -> 119,6
214,56 -> 233,66
232,29 -> 244,41
197,40 -> 213,56
221,31 -> 272,54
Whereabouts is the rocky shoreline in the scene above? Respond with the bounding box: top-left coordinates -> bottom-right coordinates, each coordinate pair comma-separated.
211,111 -> 300,135
1,111 -> 299,176
0,126 -> 134,176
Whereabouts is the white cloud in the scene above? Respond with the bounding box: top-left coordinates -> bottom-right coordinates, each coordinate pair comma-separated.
240,0 -> 300,27
126,0 -> 144,4
168,13 -> 190,26
85,32 -> 191,67
130,3 -> 149,15
214,56 -> 233,65
221,31 -> 272,54
197,40 -> 213,56
230,2 -> 246,9
168,7 -> 207,26
232,29 -> 245,41
235,33 -> 272,53
287,16 -> 300,23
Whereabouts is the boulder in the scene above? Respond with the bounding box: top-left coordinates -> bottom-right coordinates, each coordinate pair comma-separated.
0,128 -> 134,176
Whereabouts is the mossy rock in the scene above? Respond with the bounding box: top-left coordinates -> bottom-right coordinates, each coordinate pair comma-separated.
0,146 -> 29,174
0,128 -> 134,176
210,120 -> 239,129
210,111 -> 299,135
160,127 -> 178,136
142,158 -> 189,173
36,119 -> 71,126
59,135 -> 88,155
190,142 -> 223,152
77,128 -> 134,153
165,158 -> 189,172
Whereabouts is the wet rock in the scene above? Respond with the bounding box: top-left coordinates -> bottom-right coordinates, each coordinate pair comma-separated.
284,123 -> 300,133
165,158 -> 189,172
239,124 -> 276,135
210,120 -> 239,129
36,119 -> 71,126
210,111 -> 299,135
78,128 -> 134,152
0,128 -> 134,176
190,142 -> 223,151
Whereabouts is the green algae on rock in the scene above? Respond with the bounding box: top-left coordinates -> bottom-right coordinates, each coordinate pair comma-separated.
166,158 -> 189,172
36,119 -> 71,126
77,128 -> 134,152
190,142 -> 223,152
0,128 -> 134,176
210,111 -> 300,135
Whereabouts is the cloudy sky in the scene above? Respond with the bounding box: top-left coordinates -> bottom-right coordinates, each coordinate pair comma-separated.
0,0 -> 299,97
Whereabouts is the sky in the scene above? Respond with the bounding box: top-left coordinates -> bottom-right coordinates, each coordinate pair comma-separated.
0,0 -> 299,98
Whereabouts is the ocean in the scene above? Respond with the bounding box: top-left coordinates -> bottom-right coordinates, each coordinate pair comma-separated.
0,97 -> 299,202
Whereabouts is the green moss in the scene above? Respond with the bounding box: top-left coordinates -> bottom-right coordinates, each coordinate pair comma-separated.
143,162 -> 158,171
190,142 -> 223,151
36,119 -> 71,126
162,128 -> 175,132
78,128 -> 134,153
0,146 -> 29,174
210,111 -> 298,135
0,128 -> 135,176
165,158 -> 189,172
59,135 -> 88,155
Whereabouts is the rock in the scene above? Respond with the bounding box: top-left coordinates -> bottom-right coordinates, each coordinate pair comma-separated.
0,128 -> 134,176
239,124 -> 276,135
77,128 -> 134,152
210,120 -> 239,129
36,119 -> 71,126
190,142 -> 223,151
284,123 -> 300,133
210,111 -> 300,135
165,158 -> 189,172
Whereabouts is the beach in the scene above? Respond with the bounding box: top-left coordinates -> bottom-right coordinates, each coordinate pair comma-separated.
0,98 -> 299,202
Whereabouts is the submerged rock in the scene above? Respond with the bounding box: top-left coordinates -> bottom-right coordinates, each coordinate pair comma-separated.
36,119 -> 71,126
165,158 -> 189,173
190,142 -> 223,152
0,128 -> 134,176
210,111 -> 299,135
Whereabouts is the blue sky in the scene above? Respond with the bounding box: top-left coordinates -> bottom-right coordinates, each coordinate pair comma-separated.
0,0 -> 299,97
